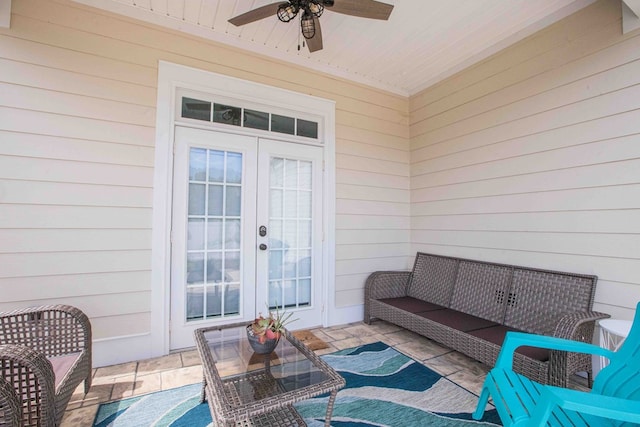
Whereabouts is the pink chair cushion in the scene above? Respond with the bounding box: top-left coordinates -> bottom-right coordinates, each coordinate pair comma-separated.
48,353 -> 82,390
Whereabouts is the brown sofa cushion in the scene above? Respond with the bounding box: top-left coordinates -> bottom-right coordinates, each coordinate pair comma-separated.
379,297 -> 446,313
469,325 -> 550,362
416,308 -> 498,332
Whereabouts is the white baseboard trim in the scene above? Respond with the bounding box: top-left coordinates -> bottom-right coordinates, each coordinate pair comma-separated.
93,333 -> 153,367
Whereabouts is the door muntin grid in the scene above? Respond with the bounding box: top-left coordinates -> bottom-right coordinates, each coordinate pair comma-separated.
267,157 -> 313,310
186,147 -> 243,321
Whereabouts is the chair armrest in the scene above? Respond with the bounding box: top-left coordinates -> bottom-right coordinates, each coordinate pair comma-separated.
0,344 -> 57,427
541,386 -> 640,424
364,271 -> 411,300
552,311 -> 610,340
495,331 -> 615,371
0,376 -> 21,427
0,304 -> 92,358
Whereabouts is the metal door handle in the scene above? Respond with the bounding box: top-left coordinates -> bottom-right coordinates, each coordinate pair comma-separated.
259,243 -> 268,250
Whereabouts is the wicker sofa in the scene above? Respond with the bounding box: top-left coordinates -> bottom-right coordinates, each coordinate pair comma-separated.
364,252 -> 609,387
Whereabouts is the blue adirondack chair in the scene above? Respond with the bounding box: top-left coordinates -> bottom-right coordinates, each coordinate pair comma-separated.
473,302 -> 640,426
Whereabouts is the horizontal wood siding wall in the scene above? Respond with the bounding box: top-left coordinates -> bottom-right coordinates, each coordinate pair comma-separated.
409,0 -> 640,319
0,0 -> 409,342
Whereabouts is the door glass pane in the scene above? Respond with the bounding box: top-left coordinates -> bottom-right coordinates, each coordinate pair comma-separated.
268,157 -> 313,310
226,153 -> 243,183
189,148 -> 207,180
187,218 -> 205,250
208,151 -> 225,182
186,147 -> 243,322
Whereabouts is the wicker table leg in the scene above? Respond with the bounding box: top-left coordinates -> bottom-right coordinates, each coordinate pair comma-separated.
323,389 -> 338,427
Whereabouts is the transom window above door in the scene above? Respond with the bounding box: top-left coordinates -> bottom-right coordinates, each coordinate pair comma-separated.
177,90 -> 321,141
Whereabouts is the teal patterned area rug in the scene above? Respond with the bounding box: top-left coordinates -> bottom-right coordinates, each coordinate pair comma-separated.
93,342 -> 501,426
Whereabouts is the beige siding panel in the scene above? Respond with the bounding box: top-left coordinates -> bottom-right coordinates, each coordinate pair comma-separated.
412,112 -> 640,169
0,131 -> 155,167
412,184 -> 640,216
91,313 -> 151,340
412,210 -> 640,234
0,271 -> 151,301
413,36 -> 640,134
336,125 -> 409,151
0,156 -> 153,187
0,58 -> 157,106
0,250 -> 151,278
335,287 -> 366,308
337,154 -> 407,177
337,184 -> 410,203
335,273 -> 372,292
337,140 -> 410,164
0,107 -> 155,146
411,230 -> 639,260
336,243 -> 409,260
414,82 -> 640,151
337,110 -> 408,138
412,160 -> 640,202
337,169 -> 409,189
0,205 -> 151,229
0,82 -> 156,127
1,180 -> 152,207
0,229 -> 151,253
337,200 -> 409,217
0,36 -> 156,87
336,215 -> 410,230
337,229 -> 410,245
336,257 -> 408,276
595,281 -> 640,308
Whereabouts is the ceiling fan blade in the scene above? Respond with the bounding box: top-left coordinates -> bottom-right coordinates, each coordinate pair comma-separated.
306,15 -> 323,52
228,2 -> 287,26
327,0 -> 393,20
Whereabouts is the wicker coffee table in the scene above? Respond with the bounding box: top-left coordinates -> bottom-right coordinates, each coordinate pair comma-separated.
194,322 -> 345,426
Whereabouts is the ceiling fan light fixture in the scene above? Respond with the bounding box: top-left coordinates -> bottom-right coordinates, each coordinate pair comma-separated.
277,3 -> 299,23
308,1 -> 324,17
300,11 -> 315,39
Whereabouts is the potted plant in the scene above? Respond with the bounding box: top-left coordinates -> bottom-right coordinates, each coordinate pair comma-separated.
247,305 -> 296,354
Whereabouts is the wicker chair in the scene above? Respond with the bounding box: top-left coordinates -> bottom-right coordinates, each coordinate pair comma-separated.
0,376 -> 21,427
0,305 -> 92,427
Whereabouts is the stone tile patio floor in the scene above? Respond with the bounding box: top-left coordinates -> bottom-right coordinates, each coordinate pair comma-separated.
61,319 -> 589,426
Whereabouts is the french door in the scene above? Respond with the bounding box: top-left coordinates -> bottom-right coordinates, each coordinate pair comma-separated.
170,127 -> 323,349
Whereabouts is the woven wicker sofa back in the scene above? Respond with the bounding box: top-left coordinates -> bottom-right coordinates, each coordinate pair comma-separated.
406,253 -> 597,334
504,269 -> 597,335
406,254 -> 458,307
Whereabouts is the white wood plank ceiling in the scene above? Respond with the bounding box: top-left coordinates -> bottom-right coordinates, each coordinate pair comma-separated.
71,0 -> 597,96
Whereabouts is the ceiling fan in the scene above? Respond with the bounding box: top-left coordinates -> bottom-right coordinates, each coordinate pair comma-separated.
228,0 -> 394,53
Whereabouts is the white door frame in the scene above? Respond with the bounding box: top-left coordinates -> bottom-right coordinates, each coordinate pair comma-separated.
151,61 -> 336,356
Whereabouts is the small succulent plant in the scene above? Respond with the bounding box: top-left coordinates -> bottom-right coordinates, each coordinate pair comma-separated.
249,305 -> 297,343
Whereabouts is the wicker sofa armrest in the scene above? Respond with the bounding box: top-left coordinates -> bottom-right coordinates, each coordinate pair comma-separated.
364,271 -> 411,300
552,311 -> 611,341
1,344 -> 57,427
547,310 -> 610,387
0,376 -> 21,427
